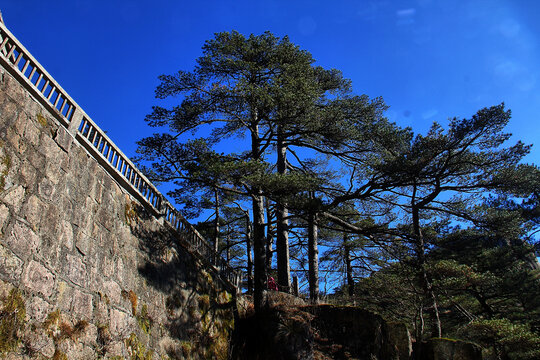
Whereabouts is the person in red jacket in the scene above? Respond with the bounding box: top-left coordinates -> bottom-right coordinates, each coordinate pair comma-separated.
267,276 -> 278,291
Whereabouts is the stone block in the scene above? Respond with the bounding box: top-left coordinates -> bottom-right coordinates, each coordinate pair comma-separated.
20,160 -> 37,187
40,133 -> 63,162
25,332 -> 55,358
102,256 -> 116,278
71,198 -> 93,229
59,195 -> 74,223
79,168 -> 95,193
0,244 -> 23,283
54,126 -> 73,152
86,264 -> 101,293
70,288 -> 93,320
38,177 -> 56,202
1,100 -> 19,126
26,295 -> 52,322
103,280 -> 122,305
66,344 -> 96,360
115,257 -> 125,285
40,202 -> 60,240
60,151 -> 71,172
71,146 -> 89,173
106,340 -> 127,358
0,203 -> 9,231
44,160 -> 62,186
75,230 -> 91,256
14,110 -> 27,136
90,181 -> 104,204
64,254 -> 87,287
23,260 -> 55,298
58,220 -> 74,250
64,176 -> 80,202
56,280 -> 72,312
6,126 -> 27,155
109,308 -> 134,337
28,146 -> 46,169
5,220 -> 41,260
80,323 -> 98,347
22,194 -> 43,230
24,121 -> 41,147
94,295 -> 109,325
4,77 -> 28,105
97,206 -> 114,231
39,235 -> 62,269
2,185 -> 25,212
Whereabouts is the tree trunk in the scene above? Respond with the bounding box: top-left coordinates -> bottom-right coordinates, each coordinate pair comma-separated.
308,211 -> 319,303
251,119 -> 267,311
226,224 -> 231,263
344,234 -> 354,296
265,198 -> 274,270
246,215 -> 253,295
213,188 -> 220,257
276,127 -> 291,293
253,190 -> 266,310
412,204 -> 442,338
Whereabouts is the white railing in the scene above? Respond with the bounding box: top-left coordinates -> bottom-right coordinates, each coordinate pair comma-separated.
0,20 -> 240,289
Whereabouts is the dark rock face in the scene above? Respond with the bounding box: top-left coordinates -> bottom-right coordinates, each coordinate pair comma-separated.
231,301 -> 314,360
231,298 -> 413,360
306,304 -> 416,360
305,304 -> 393,359
416,338 -> 483,360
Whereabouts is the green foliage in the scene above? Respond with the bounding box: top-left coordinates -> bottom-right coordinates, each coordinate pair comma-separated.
136,304 -> 153,334
0,288 -> 26,355
464,319 -> 540,360
125,333 -> 153,360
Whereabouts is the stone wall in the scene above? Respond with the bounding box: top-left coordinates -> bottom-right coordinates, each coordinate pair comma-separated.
0,62 -> 234,359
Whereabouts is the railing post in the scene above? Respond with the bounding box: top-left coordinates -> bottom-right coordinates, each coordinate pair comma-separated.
67,106 -> 83,136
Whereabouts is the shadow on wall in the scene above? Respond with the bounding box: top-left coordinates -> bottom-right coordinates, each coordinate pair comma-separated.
126,202 -> 235,359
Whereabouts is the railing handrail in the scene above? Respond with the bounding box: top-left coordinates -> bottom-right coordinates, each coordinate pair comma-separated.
0,19 -> 240,289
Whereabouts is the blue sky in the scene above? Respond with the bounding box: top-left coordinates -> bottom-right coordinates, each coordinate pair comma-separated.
2,0 -> 539,165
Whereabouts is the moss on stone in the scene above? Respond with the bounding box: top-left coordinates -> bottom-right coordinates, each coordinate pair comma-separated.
136,304 -> 153,334
179,341 -> 192,358
125,333 -> 153,360
124,202 -> 138,226
52,349 -> 68,360
0,151 -> 11,193
36,113 -> 48,128
0,288 -> 26,355
42,309 -> 61,334
57,319 -> 89,342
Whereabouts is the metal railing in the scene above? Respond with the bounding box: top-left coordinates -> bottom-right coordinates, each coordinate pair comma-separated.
0,20 -> 240,289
